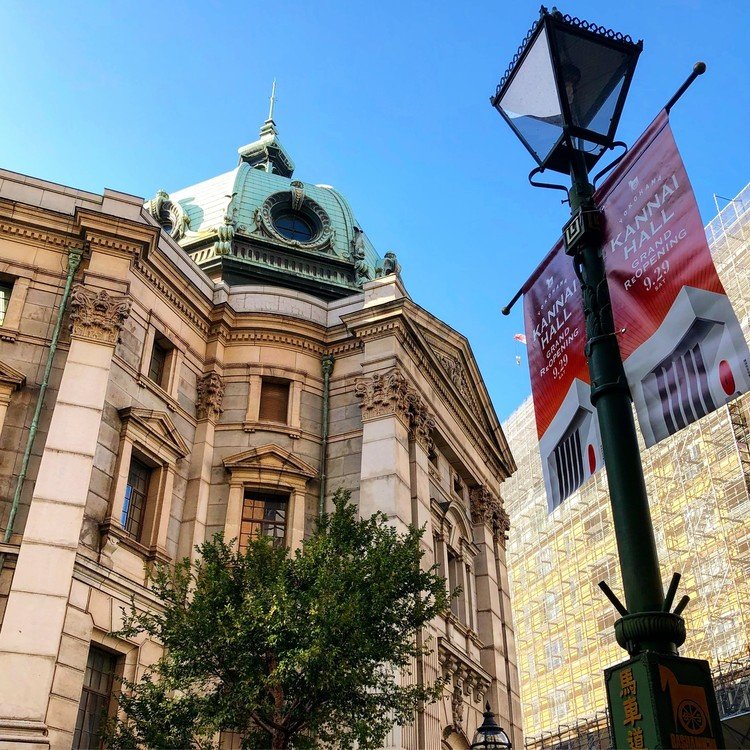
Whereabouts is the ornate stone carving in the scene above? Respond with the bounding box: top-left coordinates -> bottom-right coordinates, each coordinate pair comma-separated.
408,393 -> 436,453
437,353 -> 479,415
69,285 -> 130,345
147,189 -> 189,240
438,639 -> 491,709
356,368 -> 435,453
355,368 -> 411,423
350,227 -> 371,287
383,251 -> 401,276
470,486 -> 511,546
196,372 -> 225,421
451,684 -> 464,732
213,217 -> 235,255
290,180 -> 305,211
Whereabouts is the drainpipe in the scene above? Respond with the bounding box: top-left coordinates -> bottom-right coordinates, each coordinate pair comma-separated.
318,354 -> 334,520
0,246 -> 83,573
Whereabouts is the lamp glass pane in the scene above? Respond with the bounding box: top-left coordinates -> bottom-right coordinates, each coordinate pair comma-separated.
551,27 -> 632,137
498,27 -> 563,163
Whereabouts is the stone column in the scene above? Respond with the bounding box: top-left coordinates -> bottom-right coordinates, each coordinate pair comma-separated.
0,284 -> 130,748
177,371 -> 224,562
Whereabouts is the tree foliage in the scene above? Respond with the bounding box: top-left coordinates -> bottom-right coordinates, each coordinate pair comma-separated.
107,489 -> 449,749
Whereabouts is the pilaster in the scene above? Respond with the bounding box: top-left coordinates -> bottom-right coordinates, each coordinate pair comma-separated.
469,486 -> 517,743
178,371 -> 224,562
355,369 -> 413,531
0,284 -> 130,747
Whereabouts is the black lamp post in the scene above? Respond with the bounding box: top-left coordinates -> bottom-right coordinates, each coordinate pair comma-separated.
491,7 -> 725,749
470,702 -> 512,750
492,2 -> 678,655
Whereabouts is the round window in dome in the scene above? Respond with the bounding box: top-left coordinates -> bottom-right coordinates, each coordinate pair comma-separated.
272,211 -> 316,242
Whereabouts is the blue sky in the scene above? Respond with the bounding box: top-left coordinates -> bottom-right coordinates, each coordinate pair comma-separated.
1,0 -> 747,421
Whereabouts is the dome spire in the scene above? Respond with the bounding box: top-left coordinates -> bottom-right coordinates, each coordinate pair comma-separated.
238,81 -> 295,177
260,79 -> 278,138
268,79 -> 277,122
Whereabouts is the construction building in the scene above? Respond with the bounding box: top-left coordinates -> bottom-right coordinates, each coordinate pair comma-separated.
502,183 -> 750,748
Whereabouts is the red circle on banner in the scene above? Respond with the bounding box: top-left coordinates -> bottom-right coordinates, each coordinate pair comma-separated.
588,444 -> 596,474
719,360 -> 735,395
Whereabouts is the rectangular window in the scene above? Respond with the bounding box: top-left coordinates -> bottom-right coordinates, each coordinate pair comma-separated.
447,550 -> 465,622
240,491 -> 287,549
73,646 -> 117,750
121,457 -> 152,541
259,379 -> 290,423
0,282 -> 12,326
148,334 -> 173,388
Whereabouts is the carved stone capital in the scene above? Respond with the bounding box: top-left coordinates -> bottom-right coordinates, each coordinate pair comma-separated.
470,486 -> 511,547
355,368 -> 412,425
408,393 -> 436,454
69,284 -> 131,345
355,368 -> 435,452
196,372 -> 225,421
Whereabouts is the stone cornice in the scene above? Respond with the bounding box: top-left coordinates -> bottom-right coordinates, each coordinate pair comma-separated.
470,486 -> 510,548
74,207 -> 159,260
69,284 -> 131,345
0,199 -> 84,253
0,360 -> 25,390
134,259 -> 210,335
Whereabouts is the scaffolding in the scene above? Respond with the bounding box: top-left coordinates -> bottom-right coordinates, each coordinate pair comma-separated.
522,653 -> 750,750
503,183 -> 750,741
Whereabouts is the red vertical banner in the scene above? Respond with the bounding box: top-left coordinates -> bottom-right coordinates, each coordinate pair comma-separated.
521,110 -> 750,511
597,111 -> 750,446
523,241 -> 602,512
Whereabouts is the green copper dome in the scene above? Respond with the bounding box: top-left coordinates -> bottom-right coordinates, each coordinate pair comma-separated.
147,116 -> 388,301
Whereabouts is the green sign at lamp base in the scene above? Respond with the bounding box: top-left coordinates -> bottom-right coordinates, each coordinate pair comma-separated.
606,650 -> 725,749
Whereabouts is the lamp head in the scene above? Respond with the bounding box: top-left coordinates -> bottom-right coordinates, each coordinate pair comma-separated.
491,6 -> 642,175
470,702 -> 512,749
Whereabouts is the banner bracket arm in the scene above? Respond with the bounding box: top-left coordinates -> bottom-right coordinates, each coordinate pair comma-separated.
665,61 -> 707,114
501,287 -> 523,316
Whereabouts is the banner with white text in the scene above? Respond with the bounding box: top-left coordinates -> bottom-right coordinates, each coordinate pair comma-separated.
597,111 -> 750,447
521,110 -> 750,512
522,242 -> 603,512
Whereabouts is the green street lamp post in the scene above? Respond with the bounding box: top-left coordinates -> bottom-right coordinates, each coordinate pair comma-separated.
492,7 -> 724,748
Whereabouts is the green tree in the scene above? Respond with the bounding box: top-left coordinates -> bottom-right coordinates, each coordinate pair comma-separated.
107,489 -> 450,750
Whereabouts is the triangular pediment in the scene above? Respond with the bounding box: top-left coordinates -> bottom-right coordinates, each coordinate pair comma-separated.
118,407 -> 189,458
223,444 -> 317,479
410,317 -> 516,476
0,360 -> 25,389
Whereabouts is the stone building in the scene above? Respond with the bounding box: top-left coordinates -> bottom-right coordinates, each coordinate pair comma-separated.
0,113 -> 521,750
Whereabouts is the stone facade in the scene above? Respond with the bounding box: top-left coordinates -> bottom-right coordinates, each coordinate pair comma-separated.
0,133 -> 521,749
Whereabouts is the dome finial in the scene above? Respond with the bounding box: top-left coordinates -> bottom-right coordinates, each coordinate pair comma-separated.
268,79 -> 277,123
260,80 -> 279,139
